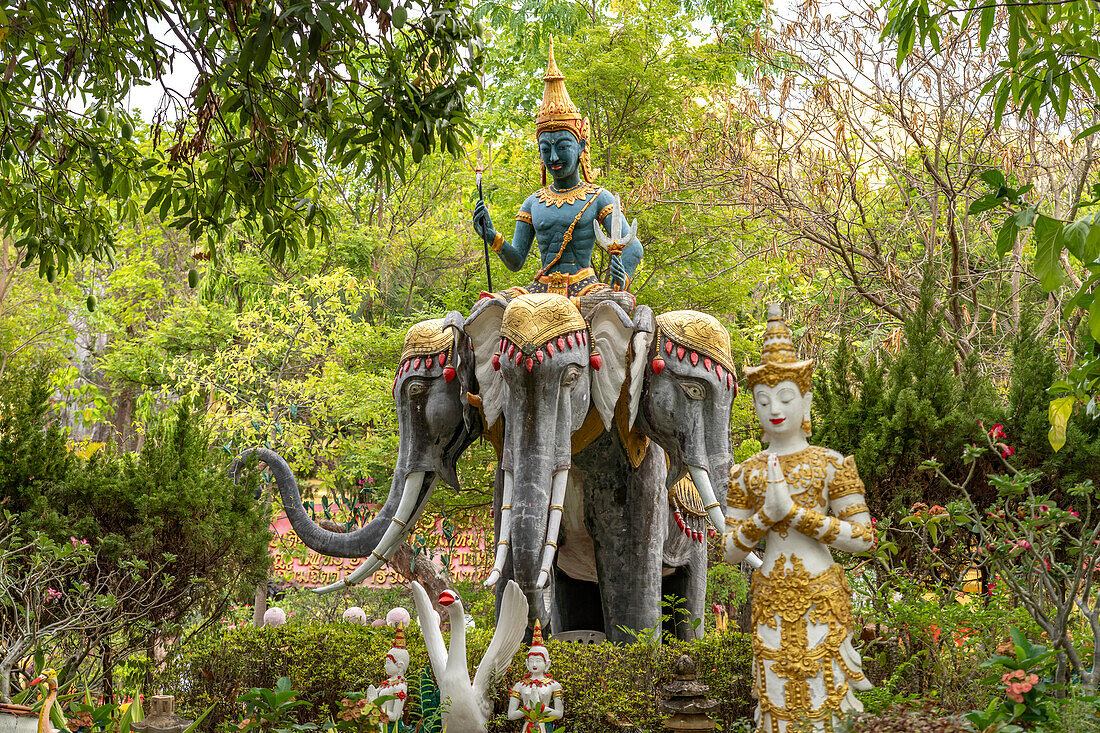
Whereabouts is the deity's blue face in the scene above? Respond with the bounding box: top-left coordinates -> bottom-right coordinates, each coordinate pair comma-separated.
538,131 -> 584,182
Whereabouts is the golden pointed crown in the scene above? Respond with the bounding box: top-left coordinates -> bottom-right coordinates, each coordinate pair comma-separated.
535,37 -> 598,182
527,620 -> 548,657
743,303 -> 814,393
393,627 -> 406,650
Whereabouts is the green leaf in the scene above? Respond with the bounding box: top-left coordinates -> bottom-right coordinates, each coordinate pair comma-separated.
1048,396 -> 1074,452
996,216 -> 1020,258
1033,214 -> 1067,291
1090,299 -> 1100,342
979,168 -> 1005,187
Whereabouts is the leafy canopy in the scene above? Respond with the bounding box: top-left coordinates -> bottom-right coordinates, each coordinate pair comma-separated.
0,0 -> 484,276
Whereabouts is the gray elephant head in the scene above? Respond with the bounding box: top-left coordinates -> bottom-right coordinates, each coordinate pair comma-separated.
632,309 -> 737,537
232,312 -> 481,592
465,294 -> 633,599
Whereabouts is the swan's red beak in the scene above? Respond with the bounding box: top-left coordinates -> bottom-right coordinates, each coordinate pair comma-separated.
438,590 -> 457,606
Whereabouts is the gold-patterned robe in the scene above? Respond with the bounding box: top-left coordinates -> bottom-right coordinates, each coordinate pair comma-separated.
728,446 -> 873,733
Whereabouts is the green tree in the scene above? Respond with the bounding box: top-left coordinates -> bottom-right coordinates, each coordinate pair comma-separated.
0,0 -> 485,275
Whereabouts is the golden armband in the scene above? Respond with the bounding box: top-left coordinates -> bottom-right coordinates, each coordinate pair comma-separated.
491,231 -> 505,252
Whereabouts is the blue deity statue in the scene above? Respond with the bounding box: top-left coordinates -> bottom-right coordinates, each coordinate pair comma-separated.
472,38 -> 643,301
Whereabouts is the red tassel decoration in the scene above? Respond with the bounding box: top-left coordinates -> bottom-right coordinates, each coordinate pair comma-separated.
652,357 -> 665,375
414,357 -> 422,370
665,339 -> 673,356
590,353 -> 602,371
546,341 -> 554,357
536,350 -> 544,364
716,364 -> 724,380
567,334 -> 575,348
516,351 -> 523,366
439,352 -> 447,366
580,331 -> 587,346
507,343 -> 515,359
704,357 -> 712,372
708,527 -> 717,538
492,354 -> 501,371
558,336 -> 566,351
690,351 -> 699,366
526,357 -> 534,372
443,366 -> 456,382
677,346 -> 685,360
426,357 -> 433,370
727,373 -> 734,389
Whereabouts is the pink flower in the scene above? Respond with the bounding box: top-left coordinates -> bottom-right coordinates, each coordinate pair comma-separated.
367,477 -> 375,484
69,537 -> 89,548
1019,681 -> 1033,693
1039,504 -> 1049,513
1044,559 -> 1052,570
989,423 -> 1006,439
45,587 -> 62,601
1028,674 -> 1038,685
1001,446 -> 1017,458
1070,508 -> 1080,518
1008,692 -> 1023,703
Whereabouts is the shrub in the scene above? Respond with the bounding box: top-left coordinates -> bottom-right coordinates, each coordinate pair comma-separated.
156,622 -> 753,732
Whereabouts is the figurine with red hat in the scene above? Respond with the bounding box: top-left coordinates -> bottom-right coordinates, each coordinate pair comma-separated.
366,626 -> 409,732
506,621 -> 563,733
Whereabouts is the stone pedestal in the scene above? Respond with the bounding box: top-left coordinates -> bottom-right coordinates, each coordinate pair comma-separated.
659,655 -> 718,731
131,696 -> 194,733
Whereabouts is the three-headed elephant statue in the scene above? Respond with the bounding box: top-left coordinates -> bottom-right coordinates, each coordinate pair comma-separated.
464,293 -> 739,641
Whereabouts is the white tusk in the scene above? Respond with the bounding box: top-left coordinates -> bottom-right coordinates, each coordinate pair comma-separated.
535,470 -> 569,589
744,551 -> 763,569
313,472 -> 426,594
483,470 -> 515,587
687,465 -> 727,537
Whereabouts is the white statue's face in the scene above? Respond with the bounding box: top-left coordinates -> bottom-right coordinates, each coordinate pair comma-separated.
753,381 -> 811,440
526,653 -> 549,675
385,654 -> 407,678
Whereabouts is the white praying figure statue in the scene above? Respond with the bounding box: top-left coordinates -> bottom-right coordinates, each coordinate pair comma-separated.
506,622 -> 564,733
366,626 -> 408,732
723,304 -> 874,733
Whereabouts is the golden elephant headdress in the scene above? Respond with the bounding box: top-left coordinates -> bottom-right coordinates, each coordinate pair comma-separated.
494,294 -> 599,372
651,310 -> 736,392
397,318 -> 456,383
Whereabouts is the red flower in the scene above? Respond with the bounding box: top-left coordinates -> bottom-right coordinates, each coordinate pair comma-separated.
1001,446 -> 1016,458
989,423 -> 1006,439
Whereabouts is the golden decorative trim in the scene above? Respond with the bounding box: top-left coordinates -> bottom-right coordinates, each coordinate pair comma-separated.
831,456 -> 865,498
571,406 -> 604,455
745,306 -> 813,392
491,230 -> 504,252
597,203 -> 615,223
752,557 -> 863,727
670,476 -> 707,518
837,502 -> 868,520
656,311 -> 735,373
820,515 -> 842,544
741,516 -> 768,544
401,318 -> 453,362
516,211 -> 533,225
501,293 -> 587,352
535,267 -> 596,287
794,508 -> 825,537
535,182 -> 598,208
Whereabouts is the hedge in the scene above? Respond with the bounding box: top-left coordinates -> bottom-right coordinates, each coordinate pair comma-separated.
156,622 -> 753,732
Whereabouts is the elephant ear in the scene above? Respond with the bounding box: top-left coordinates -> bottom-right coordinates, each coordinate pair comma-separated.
628,305 -> 655,430
589,299 -> 634,431
464,296 -> 507,429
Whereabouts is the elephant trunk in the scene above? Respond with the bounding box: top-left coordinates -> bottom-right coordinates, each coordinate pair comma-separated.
232,448 -> 431,592
508,457 -> 560,598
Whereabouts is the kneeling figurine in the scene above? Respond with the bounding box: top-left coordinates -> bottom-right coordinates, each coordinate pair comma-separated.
507,622 -> 563,732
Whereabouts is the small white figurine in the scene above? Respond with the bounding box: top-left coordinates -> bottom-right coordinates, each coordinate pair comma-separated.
507,622 -> 564,733
366,627 -> 409,731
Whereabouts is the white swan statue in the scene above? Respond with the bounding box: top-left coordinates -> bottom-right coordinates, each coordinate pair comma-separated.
410,580 -> 528,733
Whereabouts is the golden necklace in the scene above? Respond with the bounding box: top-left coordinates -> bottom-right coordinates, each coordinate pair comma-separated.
536,181 -> 597,208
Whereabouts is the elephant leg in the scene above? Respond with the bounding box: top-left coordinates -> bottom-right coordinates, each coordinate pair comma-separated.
552,566 -> 604,633
578,436 -> 666,643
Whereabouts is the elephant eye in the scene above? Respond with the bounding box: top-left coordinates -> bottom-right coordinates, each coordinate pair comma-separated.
562,366 -> 582,387
407,381 -> 429,397
679,381 -> 705,401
